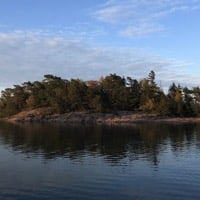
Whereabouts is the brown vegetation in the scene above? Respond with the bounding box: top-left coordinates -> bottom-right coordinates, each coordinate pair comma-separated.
6,107 -> 200,124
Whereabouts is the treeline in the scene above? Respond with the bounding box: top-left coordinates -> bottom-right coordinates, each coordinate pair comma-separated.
1,71 -> 200,117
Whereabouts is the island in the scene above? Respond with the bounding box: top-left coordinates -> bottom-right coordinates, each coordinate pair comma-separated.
1,71 -> 200,124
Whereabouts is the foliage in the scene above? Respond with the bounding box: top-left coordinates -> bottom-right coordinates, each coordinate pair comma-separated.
1,71 -> 200,117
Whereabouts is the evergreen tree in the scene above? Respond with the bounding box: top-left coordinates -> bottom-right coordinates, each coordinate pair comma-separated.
0,71 -> 200,117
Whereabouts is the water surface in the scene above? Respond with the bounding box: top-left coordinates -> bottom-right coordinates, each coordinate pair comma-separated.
0,122 -> 200,199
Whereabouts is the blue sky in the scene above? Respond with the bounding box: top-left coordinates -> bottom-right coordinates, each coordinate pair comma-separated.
0,0 -> 200,91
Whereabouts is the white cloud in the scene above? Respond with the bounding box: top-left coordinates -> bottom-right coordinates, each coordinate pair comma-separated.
120,23 -> 164,37
0,31 -> 198,91
93,0 -> 200,37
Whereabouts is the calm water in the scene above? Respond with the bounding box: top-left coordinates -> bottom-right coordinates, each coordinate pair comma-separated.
0,122 -> 200,199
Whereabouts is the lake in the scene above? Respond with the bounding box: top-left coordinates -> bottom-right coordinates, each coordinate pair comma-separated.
0,121 -> 200,199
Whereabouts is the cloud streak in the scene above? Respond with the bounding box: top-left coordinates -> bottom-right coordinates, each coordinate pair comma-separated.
0,31 -> 198,91
93,0 -> 200,37
120,23 -> 165,37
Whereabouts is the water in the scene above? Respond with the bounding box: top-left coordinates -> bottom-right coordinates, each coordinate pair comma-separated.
0,122 -> 200,199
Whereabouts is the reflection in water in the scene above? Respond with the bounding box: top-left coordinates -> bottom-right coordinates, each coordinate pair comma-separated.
0,122 -> 200,199
0,122 -> 199,165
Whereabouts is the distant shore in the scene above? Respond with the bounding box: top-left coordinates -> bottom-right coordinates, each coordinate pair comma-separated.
2,107 -> 200,124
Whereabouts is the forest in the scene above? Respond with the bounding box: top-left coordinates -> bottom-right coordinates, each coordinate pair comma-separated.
0,70 -> 200,117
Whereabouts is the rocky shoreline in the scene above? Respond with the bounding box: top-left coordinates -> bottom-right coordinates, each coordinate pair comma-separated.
3,108 -> 200,124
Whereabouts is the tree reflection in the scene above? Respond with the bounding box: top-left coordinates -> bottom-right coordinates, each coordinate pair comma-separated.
0,122 -> 199,165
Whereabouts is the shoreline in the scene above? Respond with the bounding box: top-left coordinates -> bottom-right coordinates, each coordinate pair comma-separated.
3,108 -> 200,124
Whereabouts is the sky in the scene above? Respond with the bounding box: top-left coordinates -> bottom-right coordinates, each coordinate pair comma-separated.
0,0 -> 200,91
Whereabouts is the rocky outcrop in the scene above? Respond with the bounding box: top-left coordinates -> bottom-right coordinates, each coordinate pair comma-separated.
6,108 -> 200,124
